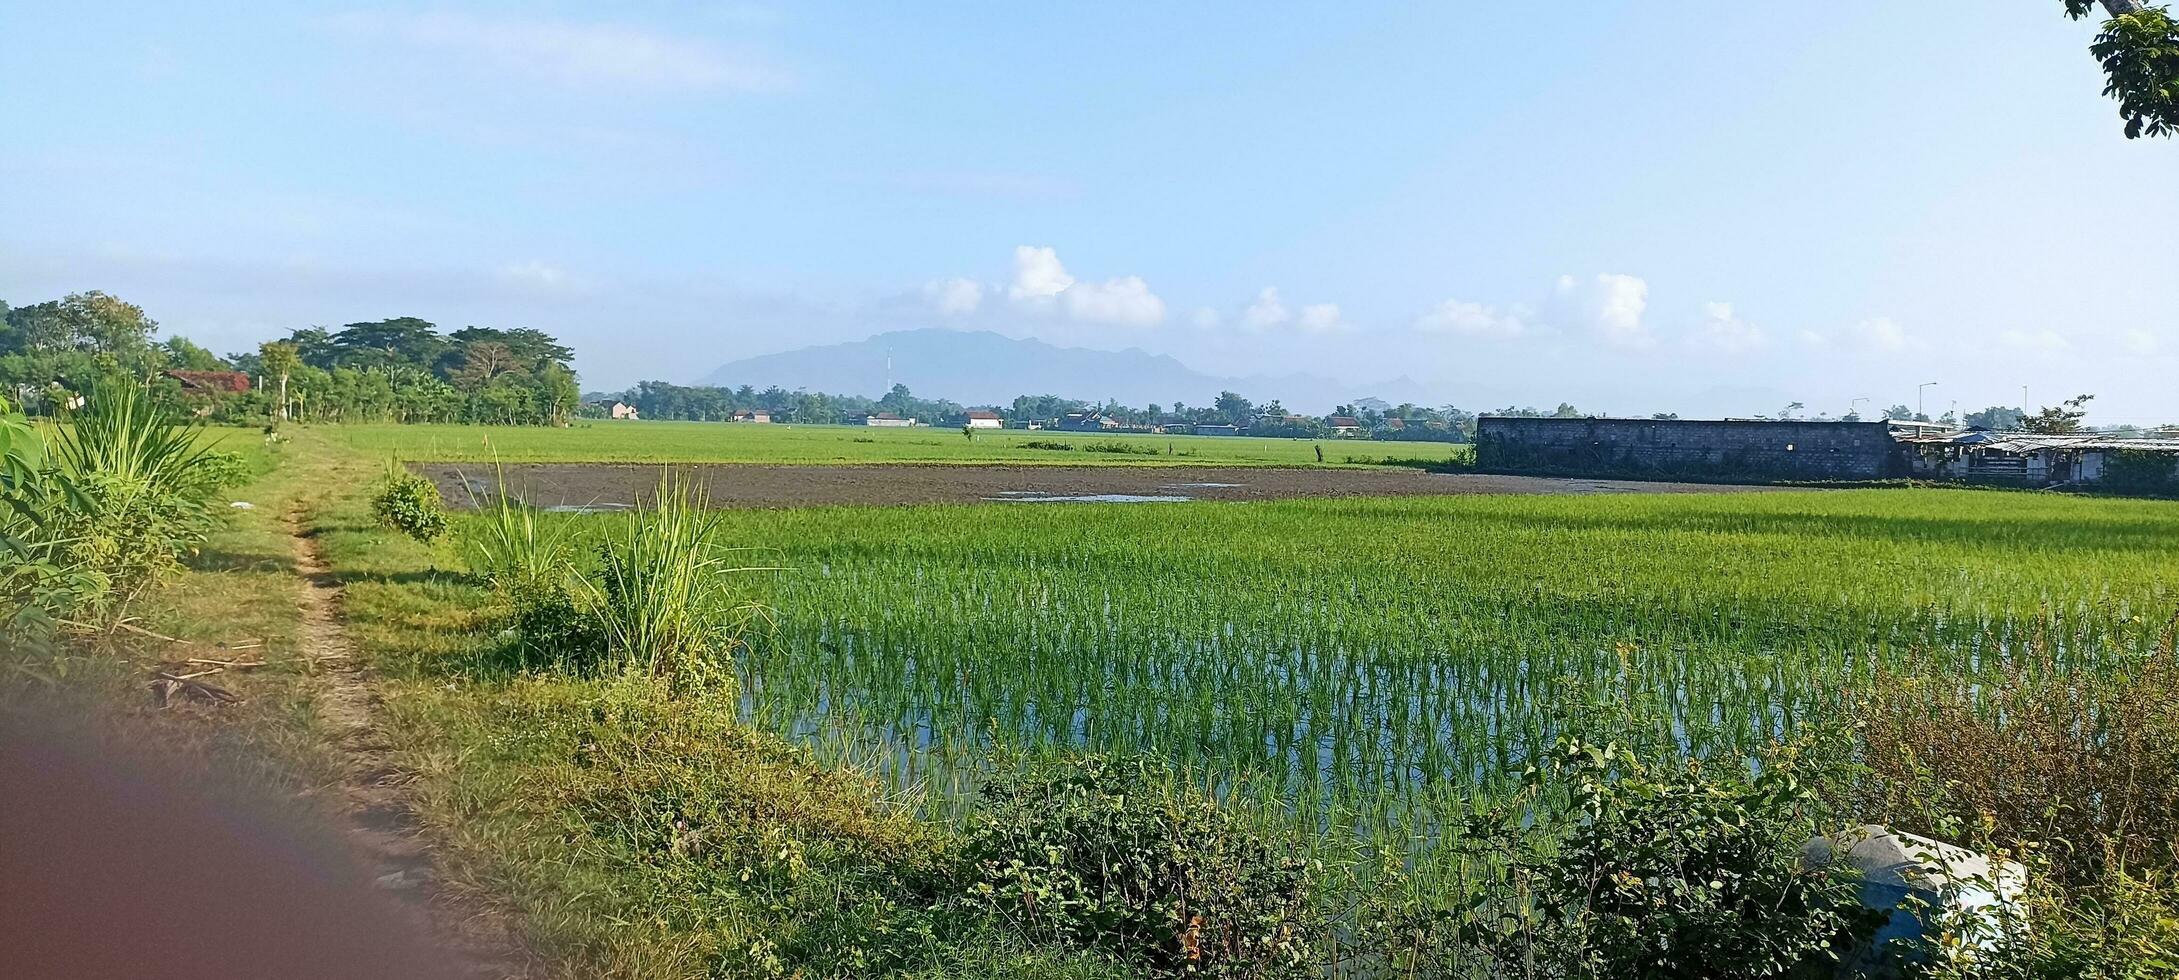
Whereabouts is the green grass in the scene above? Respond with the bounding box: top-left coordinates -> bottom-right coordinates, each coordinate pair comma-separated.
322,420 -> 1429,467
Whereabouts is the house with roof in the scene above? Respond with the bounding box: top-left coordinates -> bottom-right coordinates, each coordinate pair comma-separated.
962,409 -> 1003,429
163,370 -> 252,394
730,410 -> 772,423
1326,415 -> 1364,436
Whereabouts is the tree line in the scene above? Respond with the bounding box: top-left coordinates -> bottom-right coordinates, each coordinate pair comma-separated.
1,292 -> 578,426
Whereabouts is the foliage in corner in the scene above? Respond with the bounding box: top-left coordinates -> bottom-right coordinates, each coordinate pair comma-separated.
2065,1 -> 2179,138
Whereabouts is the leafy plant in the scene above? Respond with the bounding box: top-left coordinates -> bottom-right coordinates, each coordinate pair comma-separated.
958,754 -> 1322,979
1465,739 -> 1868,979
371,464 -> 449,543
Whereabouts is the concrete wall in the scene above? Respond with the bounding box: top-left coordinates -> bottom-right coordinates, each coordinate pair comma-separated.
1475,417 -> 1897,481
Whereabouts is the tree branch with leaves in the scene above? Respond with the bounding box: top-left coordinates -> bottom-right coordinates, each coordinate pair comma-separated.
2065,1 -> 2179,137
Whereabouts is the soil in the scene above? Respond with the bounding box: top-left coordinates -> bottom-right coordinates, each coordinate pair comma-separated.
287,509 -> 526,979
418,463 -> 1785,511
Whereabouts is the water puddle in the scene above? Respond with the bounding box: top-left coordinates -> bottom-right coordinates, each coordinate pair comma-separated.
984,492 -> 1194,503
1161,482 -> 1245,489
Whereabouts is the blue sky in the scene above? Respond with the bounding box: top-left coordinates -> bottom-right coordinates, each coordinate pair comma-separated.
3,2 -> 2174,420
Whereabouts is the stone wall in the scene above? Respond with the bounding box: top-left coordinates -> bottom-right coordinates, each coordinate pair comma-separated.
1474,417 -> 1898,481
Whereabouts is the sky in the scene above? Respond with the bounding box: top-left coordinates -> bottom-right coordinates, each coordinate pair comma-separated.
3,2 -> 2175,421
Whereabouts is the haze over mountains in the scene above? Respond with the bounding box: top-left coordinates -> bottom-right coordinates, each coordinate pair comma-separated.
700,329 -> 1436,413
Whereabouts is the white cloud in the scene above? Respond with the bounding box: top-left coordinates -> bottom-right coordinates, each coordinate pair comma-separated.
1797,329 -> 1830,348
1241,287 -> 1290,330
1414,298 -> 1527,338
1555,273 -> 1651,348
1007,245 -> 1075,304
1691,301 -> 1765,353
1190,307 -> 1222,329
497,260 -> 579,292
1850,316 -> 1914,351
1000,245 -> 1163,327
1999,328 -> 2071,353
1062,275 -> 1166,327
1296,302 -> 1348,334
924,277 -> 983,315
323,10 -> 787,92
2121,328 -> 2160,355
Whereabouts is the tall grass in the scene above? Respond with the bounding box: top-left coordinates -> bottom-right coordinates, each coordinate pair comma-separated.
53,377 -> 220,489
457,462 -> 573,592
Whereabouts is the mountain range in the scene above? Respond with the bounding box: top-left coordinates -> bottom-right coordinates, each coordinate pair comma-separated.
698,329 -> 1433,413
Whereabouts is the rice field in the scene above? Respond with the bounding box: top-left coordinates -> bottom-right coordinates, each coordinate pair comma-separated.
332,420 -> 1456,467
507,486 -> 2179,865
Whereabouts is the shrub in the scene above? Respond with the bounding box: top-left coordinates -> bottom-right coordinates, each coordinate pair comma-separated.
1466,739 -> 1868,979
1844,643 -> 2179,886
1021,440 -> 1077,452
958,754 -> 1322,979
1081,440 -> 1161,456
372,468 -> 449,543
39,379 -> 243,621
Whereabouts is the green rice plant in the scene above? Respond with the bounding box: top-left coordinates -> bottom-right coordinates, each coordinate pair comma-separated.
577,475 -> 771,691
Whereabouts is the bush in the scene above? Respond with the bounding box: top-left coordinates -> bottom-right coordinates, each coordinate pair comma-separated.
1081,440 -> 1161,456
37,379 -> 244,621
1465,739 -> 1869,979
1022,440 -> 1077,452
958,754 -> 1322,979
372,469 -> 449,543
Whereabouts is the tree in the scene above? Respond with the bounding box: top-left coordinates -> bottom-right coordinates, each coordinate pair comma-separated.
2023,393 -> 2095,433
449,341 -> 525,391
1882,404 -> 1918,421
330,317 -> 445,371
260,341 -> 300,422
2063,1 -> 2179,138
1213,390 -> 1254,425
1964,405 -> 2027,430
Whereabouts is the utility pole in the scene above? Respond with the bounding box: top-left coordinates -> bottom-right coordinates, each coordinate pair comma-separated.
1918,382 -> 1938,419
1851,396 -> 1868,419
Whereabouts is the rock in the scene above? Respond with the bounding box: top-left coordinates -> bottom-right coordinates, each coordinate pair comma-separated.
1804,825 -> 2028,973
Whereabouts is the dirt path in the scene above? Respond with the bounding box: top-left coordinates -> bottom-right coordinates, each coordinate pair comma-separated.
288,510 -> 524,979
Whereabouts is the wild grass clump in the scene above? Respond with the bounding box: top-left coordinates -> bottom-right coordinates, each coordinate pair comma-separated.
458,473 -> 764,690
579,477 -> 766,692
9,379 -> 248,628
1020,440 -> 1076,452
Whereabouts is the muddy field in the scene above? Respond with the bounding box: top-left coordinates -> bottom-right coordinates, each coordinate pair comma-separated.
417,463 -> 1782,511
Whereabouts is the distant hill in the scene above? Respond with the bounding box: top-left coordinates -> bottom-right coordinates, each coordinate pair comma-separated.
697,328 -> 1429,412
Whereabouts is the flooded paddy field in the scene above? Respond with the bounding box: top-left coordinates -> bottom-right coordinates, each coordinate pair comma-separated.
418,461 -> 1782,510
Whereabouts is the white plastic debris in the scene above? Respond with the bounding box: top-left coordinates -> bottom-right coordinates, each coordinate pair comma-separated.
1805,824 -> 2029,971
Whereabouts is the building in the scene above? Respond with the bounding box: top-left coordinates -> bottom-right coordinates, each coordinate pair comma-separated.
1327,416 -> 1364,436
163,370 -> 251,394
600,401 -> 639,420
963,410 -> 1003,429
1898,431 -> 2179,488
730,410 -> 771,423
856,412 -> 916,427
1056,412 -> 1119,432
1475,416 -> 1898,481
1192,423 -> 1241,436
